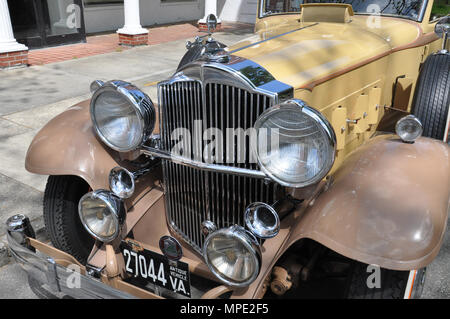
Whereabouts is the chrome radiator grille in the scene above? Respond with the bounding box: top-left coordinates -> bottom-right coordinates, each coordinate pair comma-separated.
159,81 -> 281,252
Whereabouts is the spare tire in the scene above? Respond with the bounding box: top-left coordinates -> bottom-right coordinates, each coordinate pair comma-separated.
411,53 -> 450,142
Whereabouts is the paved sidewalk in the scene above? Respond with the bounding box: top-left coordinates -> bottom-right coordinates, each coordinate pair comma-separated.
28,22 -> 253,65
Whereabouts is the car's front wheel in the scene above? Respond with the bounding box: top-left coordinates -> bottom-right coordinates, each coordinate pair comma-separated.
43,175 -> 94,264
345,262 -> 426,299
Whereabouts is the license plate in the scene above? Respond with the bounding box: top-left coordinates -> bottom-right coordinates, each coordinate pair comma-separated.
120,241 -> 191,297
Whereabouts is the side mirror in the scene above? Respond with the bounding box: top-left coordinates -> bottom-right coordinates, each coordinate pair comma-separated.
206,14 -> 218,34
435,16 -> 450,51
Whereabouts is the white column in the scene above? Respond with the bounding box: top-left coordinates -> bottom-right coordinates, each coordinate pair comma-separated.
199,0 -> 221,24
0,0 -> 28,53
117,0 -> 148,35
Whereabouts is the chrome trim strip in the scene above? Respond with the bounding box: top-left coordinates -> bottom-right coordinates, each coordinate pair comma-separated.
418,0 -> 429,23
141,145 -> 267,179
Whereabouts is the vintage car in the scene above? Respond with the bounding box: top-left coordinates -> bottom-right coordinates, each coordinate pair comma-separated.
6,0 -> 450,299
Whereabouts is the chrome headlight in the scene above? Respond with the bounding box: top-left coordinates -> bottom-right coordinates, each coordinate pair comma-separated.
203,226 -> 261,287
253,99 -> 336,188
78,190 -> 126,243
90,80 -> 156,152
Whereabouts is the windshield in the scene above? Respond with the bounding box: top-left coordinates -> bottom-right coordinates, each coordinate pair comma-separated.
262,0 -> 426,21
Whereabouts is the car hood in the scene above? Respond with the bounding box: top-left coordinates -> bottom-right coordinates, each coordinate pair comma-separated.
227,16 -> 422,90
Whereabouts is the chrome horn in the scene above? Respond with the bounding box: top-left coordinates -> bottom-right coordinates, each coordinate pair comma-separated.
244,202 -> 281,239
109,167 -> 135,199
109,156 -> 160,199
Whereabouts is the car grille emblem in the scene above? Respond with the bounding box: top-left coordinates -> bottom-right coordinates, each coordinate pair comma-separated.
159,236 -> 183,261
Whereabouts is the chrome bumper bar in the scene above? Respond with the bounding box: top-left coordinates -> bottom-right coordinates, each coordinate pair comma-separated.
6,214 -> 135,299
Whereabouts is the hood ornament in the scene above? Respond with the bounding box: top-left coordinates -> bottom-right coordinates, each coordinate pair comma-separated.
206,14 -> 218,35
204,14 -> 229,63
182,14 -> 229,68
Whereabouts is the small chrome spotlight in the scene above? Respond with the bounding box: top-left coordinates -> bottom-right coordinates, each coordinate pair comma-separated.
245,202 -> 280,239
78,190 -> 126,243
109,166 -> 135,199
395,115 -> 423,143
203,225 -> 261,287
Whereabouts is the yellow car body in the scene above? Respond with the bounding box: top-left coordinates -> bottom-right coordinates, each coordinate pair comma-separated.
230,1 -> 443,169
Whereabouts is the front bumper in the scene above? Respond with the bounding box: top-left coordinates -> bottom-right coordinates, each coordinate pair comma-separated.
6,214 -> 135,299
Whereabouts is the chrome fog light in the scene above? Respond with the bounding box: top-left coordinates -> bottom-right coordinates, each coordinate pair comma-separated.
396,115 -> 423,143
203,226 -> 261,287
78,190 -> 126,243
245,202 -> 280,239
109,166 -> 135,199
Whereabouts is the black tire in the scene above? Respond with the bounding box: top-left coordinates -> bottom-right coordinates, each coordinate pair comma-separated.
411,53 -> 450,141
43,175 -> 94,264
345,262 -> 410,299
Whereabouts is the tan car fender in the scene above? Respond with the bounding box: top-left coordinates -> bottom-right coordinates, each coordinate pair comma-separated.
284,134 -> 450,271
25,99 -> 120,190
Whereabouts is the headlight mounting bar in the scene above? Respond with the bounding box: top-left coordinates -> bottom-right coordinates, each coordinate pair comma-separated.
140,145 -> 268,180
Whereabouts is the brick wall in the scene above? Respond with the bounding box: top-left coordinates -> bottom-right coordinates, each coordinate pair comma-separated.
0,50 -> 28,69
198,22 -> 222,32
118,33 -> 148,46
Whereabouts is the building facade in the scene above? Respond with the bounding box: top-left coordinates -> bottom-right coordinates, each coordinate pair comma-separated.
0,0 -> 257,68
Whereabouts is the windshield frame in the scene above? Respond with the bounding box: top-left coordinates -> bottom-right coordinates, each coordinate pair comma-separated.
258,0 -> 429,22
